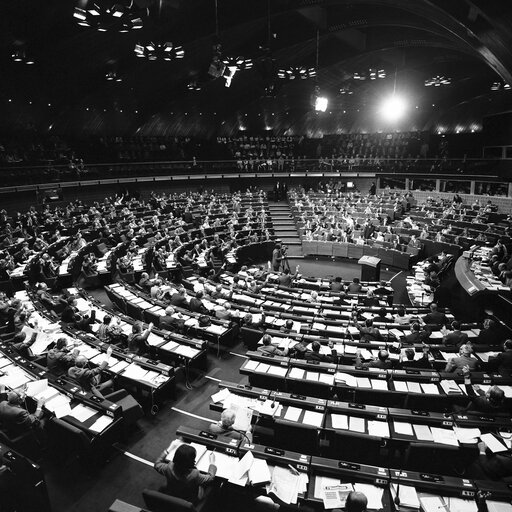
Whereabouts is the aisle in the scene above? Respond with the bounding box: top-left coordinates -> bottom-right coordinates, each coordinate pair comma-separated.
267,201 -> 303,257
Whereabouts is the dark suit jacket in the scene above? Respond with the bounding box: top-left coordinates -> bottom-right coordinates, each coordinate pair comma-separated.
154,451 -> 215,503
400,354 -> 431,370
170,294 -> 188,309
304,349 -> 337,363
488,350 -> 512,373
0,400 -> 40,432
422,311 -> 448,325
189,298 -> 208,315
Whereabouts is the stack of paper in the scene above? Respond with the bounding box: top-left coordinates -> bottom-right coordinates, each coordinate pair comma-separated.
354,483 -> 384,509
440,380 -> 464,395
431,427 -> 459,447
390,483 -> 420,510
267,465 -> 306,505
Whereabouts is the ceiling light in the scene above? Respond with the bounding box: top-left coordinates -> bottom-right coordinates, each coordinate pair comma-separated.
135,42 -> 185,61
110,4 -> 125,17
222,56 -> 252,71
278,66 -> 316,80
425,75 -> 451,87
380,95 -> 407,122
73,7 -> 87,20
88,4 -> 101,16
315,96 -> 328,112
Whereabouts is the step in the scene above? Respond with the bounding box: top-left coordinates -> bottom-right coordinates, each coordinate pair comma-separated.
273,230 -> 299,237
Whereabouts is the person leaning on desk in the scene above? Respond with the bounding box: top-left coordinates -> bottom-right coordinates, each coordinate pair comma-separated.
0,384 -> 46,435
208,408 -> 253,442
67,347 -> 114,399
154,443 -> 217,503
257,334 -> 288,356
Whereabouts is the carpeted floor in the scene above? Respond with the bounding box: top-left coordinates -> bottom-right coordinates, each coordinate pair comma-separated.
44,258 -> 412,511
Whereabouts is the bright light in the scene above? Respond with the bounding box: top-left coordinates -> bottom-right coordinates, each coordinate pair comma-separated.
315,96 -> 328,112
380,95 -> 407,122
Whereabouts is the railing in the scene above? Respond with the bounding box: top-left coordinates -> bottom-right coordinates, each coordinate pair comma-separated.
0,157 -> 506,187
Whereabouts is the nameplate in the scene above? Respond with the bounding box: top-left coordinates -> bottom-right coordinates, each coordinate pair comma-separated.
199,431 -> 216,439
265,447 -> 284,456
307,360 -> 320,365
420,473 -> 444,483
339,461 -> 360,471
348,403 -> 365,409
290,394 -> 306,400
411,410 -> 428,416
405,370 -> 420,375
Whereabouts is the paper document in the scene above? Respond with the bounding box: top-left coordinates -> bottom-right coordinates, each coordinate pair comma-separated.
302,410 -> 323,428
393,421 -> 414,436
89,415 -> 114,433
394,381 -> 408,392
232,405 -> 253,432
348,416 -> 365,433
331,414 -> 349,430
413,424 -> 433,442
322,483 -> 353,510
480,433 -> 508,453
390,483 -> 419,509
211,388 -> 230,404
353,483 -> 383,510
69,404 -> 97,423
289,367 -> 305,379
230,450 -> 254,483
368,420 -> 390,438
249,458 -> 271,485
284,406 -> 302,422
431,427 -> 459,447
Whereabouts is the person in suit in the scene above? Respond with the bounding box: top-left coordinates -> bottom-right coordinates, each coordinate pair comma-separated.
353,315 -> 382,342
464,385 -> 509,415
355,349 -> 392,369
487,339 -> 512,373
170,288 -> 188,309
399,347 -> 431,369
257,333 -> 288,356
401,323 -> 430,345
477,319 -> 503,346
208,409 -> 253,442
346,491 -> 368,512
127,321 -> 154,355
189,290 -> 209,315
159,306 -> 185,332
278,265 -> 299,288
422,303 -> 448,326
445,344 -> 480,372
60,298 -> 81,325
272,245 -> 282,272
362,290 -> 380,307
0,387 -> 46,435
304,341 -> 337,363
154,443 -> 216,503
47,337 -> 79,374
68,348 -> 113,399
394,306 -> 415,325
443,320 -> 469,347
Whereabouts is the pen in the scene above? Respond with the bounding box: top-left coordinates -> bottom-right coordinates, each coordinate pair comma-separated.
288,464 -> 299,475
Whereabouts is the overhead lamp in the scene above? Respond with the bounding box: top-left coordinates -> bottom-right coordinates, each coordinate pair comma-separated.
380,94 -> 407,122
277,66 -> 316,80
12,49 -> 25,62
491,81 -> 501,91
187,81 -> 201,91
106,71 -> 121,81
73,7 -> 87,20
88,3 -> 101,16
339,86 -> 353,95
315,96 -> 328,112
134,42 -> 185,61
222,56 -> 253,71
353,72 -> 366,80
110,4 -> 125,17
425,75 -> 451,87
224,66 -> 238,87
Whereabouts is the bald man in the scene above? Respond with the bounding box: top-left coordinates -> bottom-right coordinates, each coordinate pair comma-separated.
208,408 -> 253,442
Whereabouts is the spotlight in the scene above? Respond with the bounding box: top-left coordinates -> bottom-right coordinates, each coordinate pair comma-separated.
224,66 -> 238,87
380,95 -> 407,122
315,96 -> 328,112
425,75 -> 451,87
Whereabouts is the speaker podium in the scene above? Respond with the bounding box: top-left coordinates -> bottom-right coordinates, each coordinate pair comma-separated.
358,255 -> 381,281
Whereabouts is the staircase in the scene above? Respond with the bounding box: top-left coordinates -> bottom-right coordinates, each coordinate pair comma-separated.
268,201 -> 303,257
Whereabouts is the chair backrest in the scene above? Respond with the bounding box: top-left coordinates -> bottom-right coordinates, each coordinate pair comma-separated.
142,489 -> 195,512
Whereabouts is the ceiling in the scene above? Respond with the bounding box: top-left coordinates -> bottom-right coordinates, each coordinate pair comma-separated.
2,0 -> 512,136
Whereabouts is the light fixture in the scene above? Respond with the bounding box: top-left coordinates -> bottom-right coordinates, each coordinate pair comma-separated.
315,96 -> 328,112
222,56 -> 253,71
134,42 -> 184,61
491,81 -> 510,91
105,70 -> 122,81
187,81 -> 202,91
11,48 -> 35,65
425,75 -> 451,87
278,66 -> 316,80
339,85 -> 353,95
73,1 -> 147,32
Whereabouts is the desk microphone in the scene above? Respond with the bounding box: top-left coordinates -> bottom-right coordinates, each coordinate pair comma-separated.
394,468 -> 401,506
271,393 -> 276,409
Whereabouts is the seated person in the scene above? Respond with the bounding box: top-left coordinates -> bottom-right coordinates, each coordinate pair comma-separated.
154,443 -> 216,503
127,322 -> 154,355
96,315 -> 113,341
399,347 -> 431,369
208,408 -> 253,442
373,280 -> 393,297
394,306 -> 414,325
215,302 -> 232,320
353,315 -> 382,342
469,439 -> 512,481
257,333 -> 288,356
347,277 -> 362,293
138,272 -> 152,291
189,290 -> 209,315
60,298 -> 81,325
374,308 -> 393,323
402,322 -> 430,345
487,339 -> 512,373
477,319 -> 503,346
355,349 -> 392,369
74,309 -> 96,333
68,348 -> 113,399
170,288 -> 188,309
279,319 -> 294,334
0,386 -> 46,435
8,330 -> 37,358
159,306 -> 185,332
278,265 -> 299,288
362,290 -> 380,307
464,385 -> 509,415
443,320 -> 469,347
422,303 -> 448,326
346,491 -> 368,512
304,341 -> 337,363
330,277 -> 344,292
241,312 -> 265,331
444,343 -> 479,372
47,337 -> 79,374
